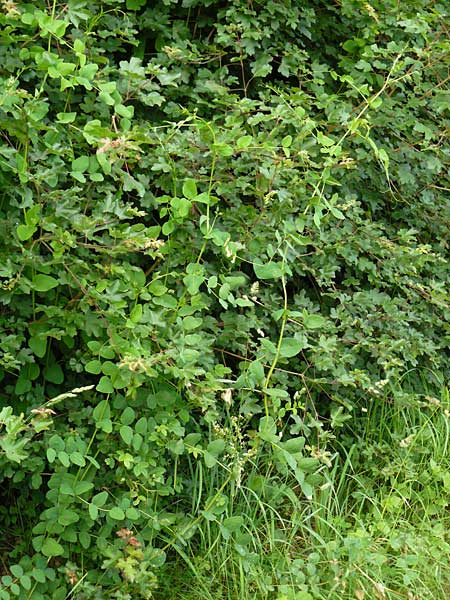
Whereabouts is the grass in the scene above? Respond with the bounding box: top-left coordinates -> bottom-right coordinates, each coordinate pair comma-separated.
155,383 -> 450,599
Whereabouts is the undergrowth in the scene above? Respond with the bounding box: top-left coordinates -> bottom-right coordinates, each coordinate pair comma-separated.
155,384 -> 450,600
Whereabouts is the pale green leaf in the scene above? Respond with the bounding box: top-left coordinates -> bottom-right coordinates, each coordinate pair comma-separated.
253,262 -> 283,280
182,178 -> 197,199
32,274 -> 59,292
109,507 -> 125,520
41,538 -> 64,557
279,337 -> 305,358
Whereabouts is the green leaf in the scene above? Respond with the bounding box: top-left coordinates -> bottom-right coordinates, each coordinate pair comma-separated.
99,346 -> 115,359
283,437 -> 305,453
41,538 -> 64,557
183,273 -> 204,295
58,451 -> 70,467
119,425 -> 133,445
281,448 -> 297,470
98,81 -> 116,94
17,224 -> 37,241
303,313 -> 325,329
109,507 -> 125,520
24,363 -> 39,381
54,60 -> 77,76
126,507 -> 140,520
204,451 -> 217,468
86,455 -> 99,469
19,575 -> 31,591
294,593 -> 312,600
251,54 -> 272,77
72,155 -> 90,172
85,360 -> 102,374
127,0 -> 147,8
92,491 -> 108,507
135,417 -> 147,434
317,132 -> 335,147
96,376 -> 114,394
211,229 -> 230,246
236,135 -> 252,150
88,503 -> 98,520
162,220 -> 175,235
170,197 -> 191,219
253,262 -> 283,279
46,447 -> 56,463
90,172 -> 104,182
248,360 -> 265,383
330,206 -> 345,219
83,120 -> 111,144
75,481 -> 94,495
70,452 -> 86,466
279,337 -> 305,358
212,143 -> 233,156
313,207 -> 322,228
120,407 -> 135,425
71,171 -> 86,183
10,565 -> 23,578
182,316 -> 202,330
182,178 -> 197,199
207,439 -> 226,456
201,509 -> 216,522
21,11 -> 35,25
15,376 -> 31,395
300,480 -> 313,499
98,91 -> 115,106
96,149 -> 112,174
32,274 -> 59,292
56,112 -> 77,123
93,400 -> 110,422
258,416 -> 277,437
222,516 -> 244,532
78,531 -> 91,549
31,568 -> 46,583
48,434 -> 65,451
129,304 -> 143,323
58,509 -> 80,526
148,281 -> 167,296
194,192 -> 212,204
29,336 -> 47,358
115,104 -> 134,118
297,458 -> 319,472
44,363 -> 64,384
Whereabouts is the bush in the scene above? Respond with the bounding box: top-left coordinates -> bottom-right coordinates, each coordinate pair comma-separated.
0,1 -> 448,598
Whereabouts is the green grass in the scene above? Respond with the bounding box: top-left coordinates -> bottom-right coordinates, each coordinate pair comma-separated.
156,384 -> 450,599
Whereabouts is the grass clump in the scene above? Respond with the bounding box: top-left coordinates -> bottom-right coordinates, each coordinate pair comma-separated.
158,385 -> 450,600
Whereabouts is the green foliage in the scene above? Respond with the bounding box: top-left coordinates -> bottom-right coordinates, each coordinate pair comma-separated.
0,0 -> 448,597
157,385 -> 450,600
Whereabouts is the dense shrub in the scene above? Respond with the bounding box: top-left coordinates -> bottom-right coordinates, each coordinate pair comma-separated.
0,1 -> 448,597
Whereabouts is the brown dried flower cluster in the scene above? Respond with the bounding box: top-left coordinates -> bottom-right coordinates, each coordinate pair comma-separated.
116,528 -> 142,547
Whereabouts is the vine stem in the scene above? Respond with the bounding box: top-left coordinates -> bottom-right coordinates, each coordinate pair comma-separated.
262,267 -> 288,419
